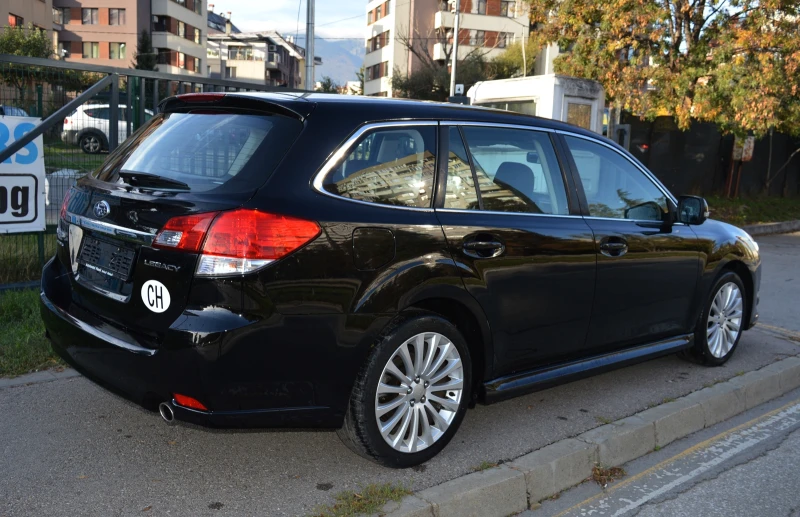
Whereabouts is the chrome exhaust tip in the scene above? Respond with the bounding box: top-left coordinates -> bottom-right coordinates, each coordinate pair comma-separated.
158,402 -> 175,424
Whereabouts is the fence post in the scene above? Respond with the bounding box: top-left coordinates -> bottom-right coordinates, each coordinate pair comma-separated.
37,233 -> 45,268
138,76 -> 146,128
36,84 -> 43,118
109,73 -> 119,151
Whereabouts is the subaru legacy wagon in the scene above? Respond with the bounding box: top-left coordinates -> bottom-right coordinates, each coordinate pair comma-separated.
41,93 -> 761,467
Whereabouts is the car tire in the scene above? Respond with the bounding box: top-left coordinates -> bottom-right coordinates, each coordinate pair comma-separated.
337,311 -> 472,468
79,132 -> 106,154
680,271 -> 747,366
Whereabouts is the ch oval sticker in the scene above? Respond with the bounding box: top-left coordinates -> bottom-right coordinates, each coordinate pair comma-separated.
141,280 -> 171,313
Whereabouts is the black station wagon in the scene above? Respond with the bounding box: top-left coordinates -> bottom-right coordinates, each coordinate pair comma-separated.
41,93 -> 761,467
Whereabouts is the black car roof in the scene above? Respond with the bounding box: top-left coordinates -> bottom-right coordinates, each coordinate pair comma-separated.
223,92 -> 600,138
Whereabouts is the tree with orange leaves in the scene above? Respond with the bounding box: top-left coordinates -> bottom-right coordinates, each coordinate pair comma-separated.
526,0 -> 800,137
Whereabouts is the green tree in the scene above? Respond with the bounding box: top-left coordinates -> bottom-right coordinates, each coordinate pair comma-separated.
0,24 -> 53,105
351,66 -> 365,95
525,0 -> 800,137
133,30 -> 157,71
390,29 -> 490,101
316,76 -> 339,93
488,38 -> 538,79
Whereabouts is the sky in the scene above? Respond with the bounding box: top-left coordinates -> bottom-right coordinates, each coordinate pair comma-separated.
208,0 -> 366,41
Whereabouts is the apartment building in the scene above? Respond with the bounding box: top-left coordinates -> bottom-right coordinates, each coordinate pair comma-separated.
363,0 -> 536,97
1,0 -> 56,52
207,31 -> 320,89
53,0 -> 206,76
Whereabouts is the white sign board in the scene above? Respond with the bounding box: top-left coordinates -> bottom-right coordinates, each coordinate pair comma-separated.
0,116 -> 45,233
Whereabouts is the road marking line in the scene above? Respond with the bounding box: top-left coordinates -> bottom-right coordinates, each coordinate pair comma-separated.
551,397 -> 800,517
755,323 -> 800,339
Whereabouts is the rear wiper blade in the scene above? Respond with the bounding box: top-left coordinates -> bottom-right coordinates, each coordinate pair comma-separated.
118,171 -> 191,191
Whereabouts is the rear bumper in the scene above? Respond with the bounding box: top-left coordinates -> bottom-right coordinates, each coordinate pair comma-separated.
61,130 -> 78,146
40,257 -> 381,429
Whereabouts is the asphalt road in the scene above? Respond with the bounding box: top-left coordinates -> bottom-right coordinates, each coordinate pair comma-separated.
528,387 -> 800,517
1,233 -> 798,517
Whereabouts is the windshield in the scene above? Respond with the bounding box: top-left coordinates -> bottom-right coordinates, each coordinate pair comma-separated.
93,111 -> 303,194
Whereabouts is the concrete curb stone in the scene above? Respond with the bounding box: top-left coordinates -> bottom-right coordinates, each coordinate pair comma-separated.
577,415 -> 655,467
0,368 -> 80,389
375,353 -> 800,516
742,220 -> 800,236
507,438 -> 598,502
636,398 -> 705,448
415,465 -> 527,517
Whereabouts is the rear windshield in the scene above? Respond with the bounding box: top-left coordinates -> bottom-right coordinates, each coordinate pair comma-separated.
93,111 -> 302,194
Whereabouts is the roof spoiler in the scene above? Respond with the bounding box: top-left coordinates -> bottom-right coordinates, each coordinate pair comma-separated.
159,93 -> 310,121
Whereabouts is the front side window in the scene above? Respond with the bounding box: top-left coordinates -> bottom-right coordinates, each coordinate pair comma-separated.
461,126 -> 569,215
82,8 -> 98,25
323,126 -> 436,208
563,135 -> 668,221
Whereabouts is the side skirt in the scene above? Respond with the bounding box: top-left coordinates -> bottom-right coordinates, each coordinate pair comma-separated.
481,334 -> 694,404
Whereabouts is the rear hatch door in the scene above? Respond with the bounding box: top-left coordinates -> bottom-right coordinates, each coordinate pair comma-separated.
58,94 -> 307,343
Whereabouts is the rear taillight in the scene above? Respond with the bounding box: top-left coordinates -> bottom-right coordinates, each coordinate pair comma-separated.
57,189 -> 73,241
153,212 -> 218,252
153,209 -> 320,276
63,118 -> 70,126
59,189 -> 72,221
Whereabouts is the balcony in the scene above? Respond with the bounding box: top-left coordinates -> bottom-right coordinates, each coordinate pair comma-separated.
434,10 -> 530,35
152,32 -> 204,58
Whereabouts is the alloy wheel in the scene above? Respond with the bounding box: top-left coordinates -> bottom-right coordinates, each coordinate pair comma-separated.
374,332 -> 464,453
706,282 -> 743,358
82,135 -> 101,153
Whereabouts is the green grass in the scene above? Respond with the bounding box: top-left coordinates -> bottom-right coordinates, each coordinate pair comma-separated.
310,483 -> 412,517
0,289 -> 61,377
0,232 -> 57,284
471,460 -> 499,472
707,196 -> 800,226
43,142 -> 106,174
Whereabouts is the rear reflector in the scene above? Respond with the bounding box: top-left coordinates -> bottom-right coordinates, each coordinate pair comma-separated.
173,393 -> 208,411
154,209 -> 320,277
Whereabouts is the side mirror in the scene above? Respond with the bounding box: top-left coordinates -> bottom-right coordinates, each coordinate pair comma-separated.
677,195 -> 709,225
526,151 -> 540,164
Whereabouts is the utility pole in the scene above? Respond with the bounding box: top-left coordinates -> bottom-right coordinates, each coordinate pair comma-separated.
305,0 -> 315,91
448,0 -> 460,98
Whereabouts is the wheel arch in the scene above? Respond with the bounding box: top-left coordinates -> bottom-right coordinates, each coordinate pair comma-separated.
402,290 -> 494,402
719,259 -> 756,329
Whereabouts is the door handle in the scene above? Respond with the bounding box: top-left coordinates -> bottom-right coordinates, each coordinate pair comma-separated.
599,239 -> 628,257
463,240 -> 505,259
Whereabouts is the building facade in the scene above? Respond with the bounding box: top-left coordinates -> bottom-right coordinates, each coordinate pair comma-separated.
363,0 -> 541,97
1,0 -> 57,53
207,31 -> 320,89
52,0 -> 206,76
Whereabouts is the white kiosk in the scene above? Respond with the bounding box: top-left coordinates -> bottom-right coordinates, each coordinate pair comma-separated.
467,74 -> 606,134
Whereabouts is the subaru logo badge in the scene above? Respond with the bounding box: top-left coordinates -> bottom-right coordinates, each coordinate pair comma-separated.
93,200 -> 111,219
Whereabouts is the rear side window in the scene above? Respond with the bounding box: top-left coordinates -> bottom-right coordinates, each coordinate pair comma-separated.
459,126 -> 569,215
322,125 -> 436,208
94,111 -> 303,194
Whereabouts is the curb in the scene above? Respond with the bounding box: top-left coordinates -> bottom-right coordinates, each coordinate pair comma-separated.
742,220 -> 800,236
0,368 -> 80,389
377,354 -> 800,517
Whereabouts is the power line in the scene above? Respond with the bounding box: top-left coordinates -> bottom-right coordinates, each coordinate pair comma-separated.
317,13 -> 364,27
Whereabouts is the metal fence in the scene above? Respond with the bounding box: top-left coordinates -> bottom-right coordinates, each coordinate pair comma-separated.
0,54 -> 292,287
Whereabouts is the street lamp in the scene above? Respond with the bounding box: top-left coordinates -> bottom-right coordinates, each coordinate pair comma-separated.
448,0 -> 461,98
